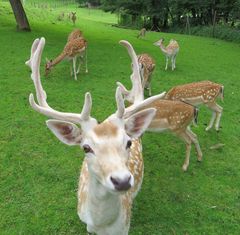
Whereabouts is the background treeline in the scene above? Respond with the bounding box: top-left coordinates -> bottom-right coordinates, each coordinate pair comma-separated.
77,0 -> 240,42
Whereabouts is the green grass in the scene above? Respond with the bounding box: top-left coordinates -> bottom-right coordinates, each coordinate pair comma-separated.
1,1 -> 240,234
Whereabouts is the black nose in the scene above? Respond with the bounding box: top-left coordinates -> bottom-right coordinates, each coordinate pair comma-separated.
110,176 -> 131,191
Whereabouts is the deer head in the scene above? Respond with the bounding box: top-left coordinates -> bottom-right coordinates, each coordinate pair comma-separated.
26,38 -> 165,193
153,38 -> 164,46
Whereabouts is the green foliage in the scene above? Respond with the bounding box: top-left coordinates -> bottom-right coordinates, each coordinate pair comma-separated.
1,1 -> 240,234
169,25 -> 240,43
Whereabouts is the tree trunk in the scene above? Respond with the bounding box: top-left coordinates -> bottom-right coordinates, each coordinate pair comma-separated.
9,0 -> 31,31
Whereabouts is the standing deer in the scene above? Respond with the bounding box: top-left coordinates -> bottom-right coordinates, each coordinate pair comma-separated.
154,38 -> 179,71
71,12 -> 77,25
26,37 -> 165,235
164,81 -> 224,131
137,28 -> 146,38
138,53 -> 155,96
45,37 -> 88,80
117,41 -> 202,171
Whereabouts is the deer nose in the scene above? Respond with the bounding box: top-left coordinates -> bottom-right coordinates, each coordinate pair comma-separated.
110,175 -> 132,191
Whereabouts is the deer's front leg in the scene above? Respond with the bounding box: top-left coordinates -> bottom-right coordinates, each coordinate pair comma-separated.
165,57 -> 168,70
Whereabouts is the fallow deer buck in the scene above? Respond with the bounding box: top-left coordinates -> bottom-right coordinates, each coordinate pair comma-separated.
45,36 -> 88,80
154,38 -> 179,71
138,53 -> 155,96
164,81 -> 224,131
117,41 -> 202,171
26,37 -> 166,235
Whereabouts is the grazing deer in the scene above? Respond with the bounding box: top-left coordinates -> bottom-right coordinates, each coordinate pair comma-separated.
26,37 -> 165,235
164,81 -> 224,131
71,12 -> 77,25
117,41 -> 202,171
138,53 -> 155,96
67,29 -> 83,42
137,28 -> 146,38
45,37 -> 88,80
154,38 -> 179,71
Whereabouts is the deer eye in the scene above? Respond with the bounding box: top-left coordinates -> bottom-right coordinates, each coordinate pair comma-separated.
83,144 -> 93,154
126,140 -> 132,149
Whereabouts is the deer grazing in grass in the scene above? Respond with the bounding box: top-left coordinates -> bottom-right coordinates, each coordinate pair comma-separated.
26,37 -> 167,235
117,42 -> 202,171
164,81 -> 224,131
45,36 -> 88,80
137,28 -> 146,38
138,53 -> 155,96
154,38 -> 179,71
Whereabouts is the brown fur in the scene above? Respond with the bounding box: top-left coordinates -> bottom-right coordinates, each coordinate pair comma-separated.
93,122 -> 118,137
67,29 -> 83,42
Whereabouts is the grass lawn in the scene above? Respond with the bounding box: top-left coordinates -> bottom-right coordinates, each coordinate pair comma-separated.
0,1 -> 240,234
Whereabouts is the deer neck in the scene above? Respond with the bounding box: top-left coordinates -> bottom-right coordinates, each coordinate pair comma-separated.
159,43 -> 168,54
87,173 -> 122,227
51,51 -> 66,67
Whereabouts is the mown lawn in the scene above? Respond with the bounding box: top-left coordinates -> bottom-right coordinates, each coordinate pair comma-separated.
0,1 -> 240,234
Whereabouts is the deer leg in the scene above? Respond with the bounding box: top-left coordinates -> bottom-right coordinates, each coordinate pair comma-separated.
173,54 -> 177,69
73,57 -> 77,80
85,49 -> 88,73
148,84 -> 152,96
178,131 -> 192,171
205,102 -> 223,131
165,57 -> 168,70
76,57 -> 81,74
70,63 -> 73,76
186,127 -> 202,162
214,104 -> 223,131
171,57 -> 174,71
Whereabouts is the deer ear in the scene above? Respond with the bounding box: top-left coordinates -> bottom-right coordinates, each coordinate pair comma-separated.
46,120 -> 82,146
125,108 -> 156,138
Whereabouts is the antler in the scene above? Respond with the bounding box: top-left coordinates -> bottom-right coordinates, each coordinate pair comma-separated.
119,40 -> 143,104
26,37 -> 95,124
118,40 -> 166,119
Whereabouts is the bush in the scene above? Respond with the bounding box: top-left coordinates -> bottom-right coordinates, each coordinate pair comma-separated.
168,25 -> 240,43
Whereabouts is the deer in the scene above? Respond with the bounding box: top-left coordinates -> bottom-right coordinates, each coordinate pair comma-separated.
137,28 -> 146,38
25,37 -> 166,235
71,12 -> 77,25
164,81 -> 224,131
138,53 -> 155,97
67,29 -> 83,42
45,37 -> 88,80
117,42 -> 202,172
153,38 -> 179,71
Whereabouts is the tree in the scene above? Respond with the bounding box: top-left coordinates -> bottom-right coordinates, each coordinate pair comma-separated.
9,0 -> 31,31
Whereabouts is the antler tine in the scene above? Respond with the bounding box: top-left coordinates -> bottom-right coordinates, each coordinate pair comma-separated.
25,38 -> 40,68
119,40 -> 143,104
115,86 -> 125,118
80,92 -> 92,121
116,81 -> 134,103
27,37 -> 93,124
